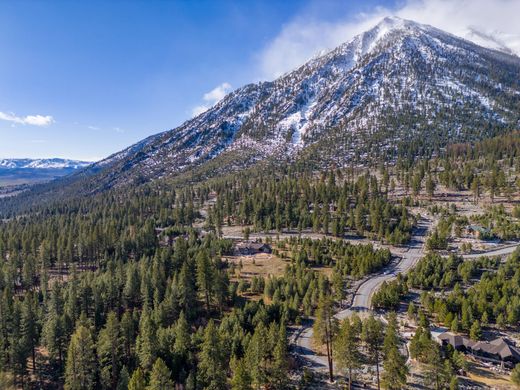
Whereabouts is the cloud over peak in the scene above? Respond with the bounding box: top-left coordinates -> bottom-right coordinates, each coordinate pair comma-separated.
192,82 -> 233,117
257,0 -> 520,80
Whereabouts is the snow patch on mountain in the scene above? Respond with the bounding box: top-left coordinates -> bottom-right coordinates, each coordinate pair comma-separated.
70,17 -> 520,189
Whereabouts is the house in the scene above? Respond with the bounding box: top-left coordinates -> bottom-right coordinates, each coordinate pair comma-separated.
436,331 -> 520,367
437,332 -> 475,352
235,242 -> 272,256
464,225 -> 492,240
471,338 -> 520,367
155,227 -> 189,247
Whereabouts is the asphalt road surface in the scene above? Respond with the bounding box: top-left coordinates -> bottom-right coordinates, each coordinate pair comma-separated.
293,218 -> 432,371
292,220 -> 520,372
461,243 -> 519,259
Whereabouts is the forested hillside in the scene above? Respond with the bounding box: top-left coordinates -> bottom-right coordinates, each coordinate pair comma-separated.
2,13 -> 520,389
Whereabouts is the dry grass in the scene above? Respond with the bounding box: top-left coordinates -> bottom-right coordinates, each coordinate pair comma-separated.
465,360 -> 513,389
226,253 -> 288,279
311,266 -> 333,278
0,372 -> 14,390
226,252 -> 333,280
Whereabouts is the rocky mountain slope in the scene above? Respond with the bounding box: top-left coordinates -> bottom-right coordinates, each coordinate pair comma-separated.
14,17 -> 520,191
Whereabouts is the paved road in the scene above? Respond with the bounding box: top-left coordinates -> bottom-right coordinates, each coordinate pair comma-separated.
343,218 -> 430,317
293,218 -> 432,371
461,243 -> 519,259
292,219 -> 519,372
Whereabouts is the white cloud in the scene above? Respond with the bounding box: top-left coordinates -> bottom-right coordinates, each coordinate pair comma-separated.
87,125 -> 99,131
191,82 -> 233,117
0,111 -> 55,127
257,0 -> 520,79
191,105 -> 209,117
203,82 -> 232,102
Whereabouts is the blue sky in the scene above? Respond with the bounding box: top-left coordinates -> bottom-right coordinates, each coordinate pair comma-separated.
1,0 -> 518,161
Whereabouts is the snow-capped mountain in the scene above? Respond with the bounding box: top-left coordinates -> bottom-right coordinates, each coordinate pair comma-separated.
0,158 -> 91,170
39,17 -> 520,189
0,158 -> 92,188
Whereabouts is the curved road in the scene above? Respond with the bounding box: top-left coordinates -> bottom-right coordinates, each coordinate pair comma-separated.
461,243 -> 519,259
293,217 -> 431,370
292,219 -> 519,372
343,218 -> 430,317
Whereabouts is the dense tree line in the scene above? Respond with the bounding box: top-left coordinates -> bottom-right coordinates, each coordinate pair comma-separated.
274,236 -> 392,278
419,249 -> 520,333
0,232 -> 297,388
394,132 -> 520,203
207,171 -> 414,245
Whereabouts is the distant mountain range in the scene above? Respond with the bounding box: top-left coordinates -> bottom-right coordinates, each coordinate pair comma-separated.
0,158 -> 91,170
0,158 -> 91,187
5,17 -> 520,195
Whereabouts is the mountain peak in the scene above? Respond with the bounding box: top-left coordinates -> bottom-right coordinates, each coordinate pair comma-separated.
327,16 -> 425,65
377,15 -> 407,29
372,16 -> 423,36
48,19 -> 520,190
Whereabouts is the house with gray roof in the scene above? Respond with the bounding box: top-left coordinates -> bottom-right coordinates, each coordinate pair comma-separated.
436,331 -> 520,367
235,241 -> 272,256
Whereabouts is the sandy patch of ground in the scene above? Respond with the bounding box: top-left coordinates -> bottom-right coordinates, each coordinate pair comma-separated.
465,360 -> 513,389
225,251 -> 334,280
226,253 -> 288,279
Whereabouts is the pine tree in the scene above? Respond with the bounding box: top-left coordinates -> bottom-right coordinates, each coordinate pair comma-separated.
313,296 -> 336,382
196,251 -> 214,312
64,325 -> 97,390
471,177 -> 480,203
97,311 -> 123,389
173,311 -> 191,356
21,291 -> 39,374
148,358 -> 174,390
120,310 -> 136,367
10,302 -> 29,388
363,315 -> 384,390
135,308 -> 157,372
423,342 -> 446,390
270,324 -> 289,389
449,374 -> 459,390
178,260 -> 198,319
128,368 -> 147,390
381,313 -> 407,389
213,270 -> 229,314
43,286 -> 67,366
117,366 -> 130,390
245,323 -> 269,387
470,320 -> 482,341
198,320 -> 226,390
230,358 -> 252,390
334,318 -> 361,389
407,302 -> 416,321
332,270 -> 345,309
382,347 -> 408,389
425,175 -> 436,199
124,263 -> 141,309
